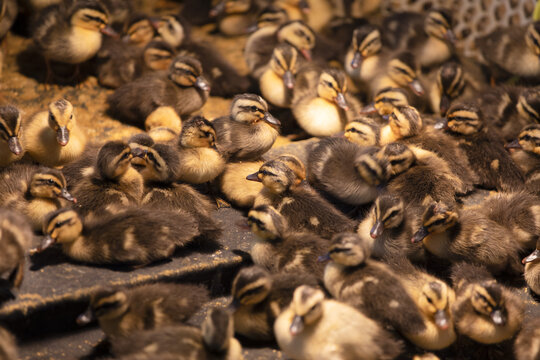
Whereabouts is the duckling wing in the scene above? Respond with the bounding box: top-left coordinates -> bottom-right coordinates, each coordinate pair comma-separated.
31,4 -> 70,52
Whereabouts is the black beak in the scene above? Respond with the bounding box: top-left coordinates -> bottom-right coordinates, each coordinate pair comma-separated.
434,310 -> 450,330
298,0 -> 310,13
195,77 -> 211,92
246,172 -> 261,182
439,94 -> 451,116
433,118 -> 448,130
335,93 -> 349,111
37,235 -> 56,252
505,139 -> 522,150
131,147 -> 147,158
290,315 -> 304,336
411,226 -> 429,243
370,221 -> 384,238
283,71 -> 295,89
76,307 -> 95,326
264,112 -> 281,126
523,249 -> 540,264
490,309 -> 506,326
57,127 -> 69,146
409,80 -> 425,96
60,188 -> 77,203
7,136 -> 22,155
359,103 -> 377,115
350,51 -> 362,69
444,29 -> 457,45
317,253 -> 330,262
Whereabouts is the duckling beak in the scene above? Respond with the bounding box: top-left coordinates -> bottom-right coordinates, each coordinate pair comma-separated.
444,29 -> 457,46
359,103 -> 377,115
195,77 -> 211,92
434,310 -> 450,330
76,307 -> 95,326
209,1 -> 225,17
245,23 -> 259,33
290,315 -> 304,336
60,188 -> 77,203
411,226 -> 429,243
370,221 -> 384,239
439,95 -> 451,116
300,49 -> 312,62
264,112 -> 281,126
283,71 -> 295,89
7,136 -> 22,155
505,139 -> 522,150
490,309 -> 506,326
228,298 -> 240,312
335,93 -> 349,111
246,172 -> 261,182
38,235 -> 56,252
523,249 -> 540,264
299,0 -> 310,13
317,253 -> 331,262
100,26 -> 119,38
350,51 -> 362,69
409,80 -> 425,96
56,127 -> 69,146
433,118 -> 448,130
131,147 -> 147,158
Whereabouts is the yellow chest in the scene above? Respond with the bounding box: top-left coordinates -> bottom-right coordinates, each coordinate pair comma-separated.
25,198 -> 61,231
422,232 -> 452,259
63,236 -> 92,262
260,70 -> 291,108
68,27 -> 102,63
406,318 -> 456,350
295,97 -> 345,137
178,148 -> 225,184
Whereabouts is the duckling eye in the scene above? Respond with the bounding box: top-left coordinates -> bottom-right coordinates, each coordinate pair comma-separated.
386,209 -> 400,219
390,158 -> 405,166
70,114 -> 73,120
309,303 -> 319,312
426,296 -> 433,304
147,152 -> 156,162
120,153 -> 130,160
522,135 -> 531,141
430,218 -> 447,227
47,179 -> 55,185
250,106 -> 260,112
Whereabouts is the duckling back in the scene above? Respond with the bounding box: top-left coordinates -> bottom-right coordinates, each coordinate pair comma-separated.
0,209 -> 32,290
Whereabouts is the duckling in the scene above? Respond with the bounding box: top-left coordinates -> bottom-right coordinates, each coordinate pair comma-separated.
506,124 -> 540,196
137,143 -> 223,241
218,160 -> 264,208
388,256 -> 457,350
141,40 -> 175,73
514,316 -> 540,360
210,0 -> 259,36
247,5 -> 289,32
307,137 -> 388,206
0,0 -> 17,40
213,94 -> 280,162
0,209 -> 32,290
100,0 -> 132,32
248,154 -> 356,239
451,262 -> 524,344
476,21 -> 540,80
244,20 -> 315,79
70,141 -> 143,221
0,164 -> 76,231
356,192 -> 425,262
383,9 -> 456,69
360,87 -> 412,121
107,55 -> 210,129
111,308 -> 243,360
247,205 -> 327,278
37,207 -> 200,266
144,106 -> 182,136
441,103 -> 525,192
0,327 -> 18,360
230,265 -> 318,342
427,61 -> 466,116
274,285 -> 403,360
77,283 -> 209,338
93,36 -> 142,88
292,66 -> 362,137
122,14 -> 155,48
322,233 -> 426,338
412,202 -> 523,275
176,115 -> 225,185
343,115 -> 381,146
259,43 -> 301,108
0,105 -> 24,167
24,98 -> 87,167
523,239 -> 540,296
31,0 -> 117,83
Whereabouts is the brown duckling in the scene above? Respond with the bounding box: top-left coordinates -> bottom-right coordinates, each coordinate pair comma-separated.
0,209 -> 32,290
343,115 -> 381,146
523,239 -> 540,296
506,124 -> 540,196
230,265 -> 318,342
441,103 -> 525,192
248,154 -> 356,239
77,283 -> 209,338
0,105 -> 24,167
36,207 -> 200,266
0,164 -> 75,231
514,316 -> 540,360
24,98 -> 87,167
274,285 -> 403,360
70,141 -> 143,221
322,233 -> 426,338
107,55 -> 210,129
111,308 -> 243,360
93,35 -> 142,88
412,202 -> 523,275
247,204 -> 327,278
213,94 -> 280,162
451,263 -> 524,344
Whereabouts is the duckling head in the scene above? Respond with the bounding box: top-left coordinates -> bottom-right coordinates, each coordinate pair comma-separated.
97,141 -> 133,181
506,124 -> 540,153
29,168 -> 76,203
230,94 -> 280,126
444,103 -> 483,135
202,308 -> 234,353
470,282 -> 507,326
168,55 -> 210,93
143,40 -> 175,71
0,105 -> 23,155
317,68 -> 350,111
344,116 -> 380,146
247,205 -> 286,241
276,20 -> 315,61
136,143 -> 179,183
389,105 -> 423,139
230,266 -> 272,309
246,154 -> 305,194
40,209 -> 83,251
516,88 -> 540,124
250,5 -> 289,31
355,151 -> 389,186
387,52 -> 424,96
154,14 -> 186,49
412,202 -> 457,243
326,232 -> 371,266
424,9 -> 456,45
289,285 -> 325,336
362,87 -> 410,118
437,62 -> 465,116
379,142 -> 416,176
525,21 -> 540,57
124,15 -> 155,47
418,281 -> 453,330
349,24 -> 382,69
178,115 -> 216,149
48,99 -> 75,147
69,0 -> 115,36
370,193 -> 404,238
77,287 -> 129,325
270,44 -> 299,90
